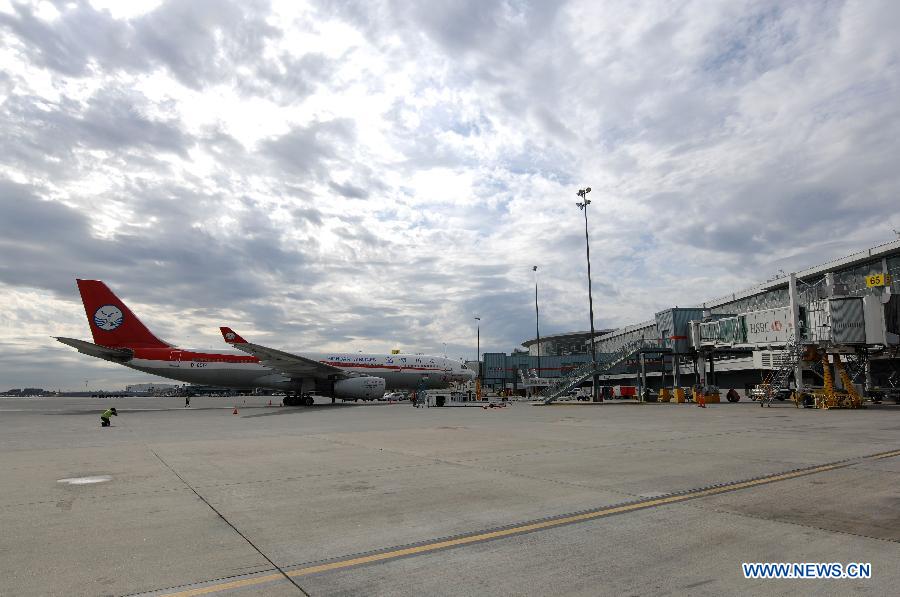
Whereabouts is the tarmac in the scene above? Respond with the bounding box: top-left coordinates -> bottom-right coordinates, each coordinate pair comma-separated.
1,395 -> 899,596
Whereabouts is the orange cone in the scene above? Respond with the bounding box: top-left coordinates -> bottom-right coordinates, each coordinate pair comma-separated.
268,400 -> 272,407
232,407 -> 239,415
697,395 -> 706,408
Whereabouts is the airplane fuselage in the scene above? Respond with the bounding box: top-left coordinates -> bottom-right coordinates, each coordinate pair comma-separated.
122,347 -> 471,392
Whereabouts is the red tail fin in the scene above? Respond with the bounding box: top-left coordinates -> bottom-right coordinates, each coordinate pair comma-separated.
219,327 -> 247,344
76,280 -> 171,349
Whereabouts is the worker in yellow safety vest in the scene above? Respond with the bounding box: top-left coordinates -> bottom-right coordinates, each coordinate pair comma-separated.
100,407 -> 118,427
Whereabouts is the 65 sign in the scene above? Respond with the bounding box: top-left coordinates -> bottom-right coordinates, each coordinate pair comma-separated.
865,273 -> 893,287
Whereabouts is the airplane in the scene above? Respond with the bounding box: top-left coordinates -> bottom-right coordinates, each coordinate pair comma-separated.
216,327 -> 477,405
56,280 -> 476,405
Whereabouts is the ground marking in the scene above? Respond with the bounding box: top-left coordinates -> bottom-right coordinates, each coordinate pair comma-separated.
156,448 -> 900,597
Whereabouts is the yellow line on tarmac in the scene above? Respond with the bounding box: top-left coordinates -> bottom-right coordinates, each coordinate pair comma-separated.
160,573 -> 286,596
160,450 -> 900,596
870,449 -> 900,460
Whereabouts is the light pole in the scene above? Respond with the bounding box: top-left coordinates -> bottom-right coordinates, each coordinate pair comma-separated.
474,315 -> 481,375
533,266 -> 541,378
474,316 -> 482,400
576,187 -> 600,402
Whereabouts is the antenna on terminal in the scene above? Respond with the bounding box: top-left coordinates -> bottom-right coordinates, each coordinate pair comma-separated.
889,219 -> 900,238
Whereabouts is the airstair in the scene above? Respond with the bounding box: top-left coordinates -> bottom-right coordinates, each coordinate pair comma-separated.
518,368 -> 551,396
543,339 -> 662,404
758,336 -> 805,407
842,352 -> 868,386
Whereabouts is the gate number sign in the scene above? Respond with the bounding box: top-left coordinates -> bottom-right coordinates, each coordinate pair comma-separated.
865,273 -> 892,287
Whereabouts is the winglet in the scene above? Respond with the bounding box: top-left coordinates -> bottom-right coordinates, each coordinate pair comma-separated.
220,327 -> 247,344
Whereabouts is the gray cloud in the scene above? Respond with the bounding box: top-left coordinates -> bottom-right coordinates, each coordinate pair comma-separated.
291,207 -> 324,227
262,119 -> 356,180
0,0 -> 319,96
243,52 -> 336,105
328,180 -> 369,199
77,89 -> 191,156
0,180 -> 109,295
134,0 -> 279,90
0,1 -> 145,77
0,87 -> 193,183
0,180 -> 318,311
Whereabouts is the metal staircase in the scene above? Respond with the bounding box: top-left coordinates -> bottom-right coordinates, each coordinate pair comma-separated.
518,368 -> 550,396
543,339 -> 661,404
842,352 -> 868,386
759,336 -> 805,407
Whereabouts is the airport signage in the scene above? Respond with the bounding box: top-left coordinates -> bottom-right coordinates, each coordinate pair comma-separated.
744,307 -> 794,344
865,273 -> 892,287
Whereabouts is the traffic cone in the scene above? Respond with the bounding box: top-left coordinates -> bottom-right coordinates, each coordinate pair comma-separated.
232,406 -> 239,415
268,400 -> 272,407
696,395 -> 706,408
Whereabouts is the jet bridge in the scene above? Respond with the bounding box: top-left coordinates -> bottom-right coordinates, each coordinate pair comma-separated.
692,293 -> 899,350
689,272 -> 899,406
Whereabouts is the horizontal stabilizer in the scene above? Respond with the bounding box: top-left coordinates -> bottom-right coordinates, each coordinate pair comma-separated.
55,337 -> 133,363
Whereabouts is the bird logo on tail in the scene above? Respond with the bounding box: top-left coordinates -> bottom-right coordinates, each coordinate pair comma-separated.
93,305 -> 124,331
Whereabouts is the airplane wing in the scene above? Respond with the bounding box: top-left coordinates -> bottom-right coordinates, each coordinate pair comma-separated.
219,327 -> 350,379
55,337 -> 133,363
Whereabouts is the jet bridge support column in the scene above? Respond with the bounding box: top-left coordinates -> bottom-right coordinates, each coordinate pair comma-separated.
865,355 -> 873,395
639,352 -> 647,400
689,321 -> 706,386
789,273 -> 804,396
697,353 -> 707,386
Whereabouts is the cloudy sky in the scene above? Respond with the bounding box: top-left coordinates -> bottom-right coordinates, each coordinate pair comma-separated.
1,0 -> 899,390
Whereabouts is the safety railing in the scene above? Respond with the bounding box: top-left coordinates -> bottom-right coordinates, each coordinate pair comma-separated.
543,339 -> 664,404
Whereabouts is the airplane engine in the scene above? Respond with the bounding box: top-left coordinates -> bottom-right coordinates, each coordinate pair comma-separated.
334,376 -> 386,400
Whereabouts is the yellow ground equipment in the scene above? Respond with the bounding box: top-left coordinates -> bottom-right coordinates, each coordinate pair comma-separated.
813,353 -> 863,409
691,386 -> 720,404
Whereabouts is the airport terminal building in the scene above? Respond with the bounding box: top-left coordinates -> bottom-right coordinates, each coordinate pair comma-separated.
481,240 -> 900,398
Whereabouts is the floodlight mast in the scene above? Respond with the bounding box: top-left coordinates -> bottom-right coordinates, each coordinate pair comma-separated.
533,265 -> 541,379
576,187 -> 600,402
474,316 -> 481,386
